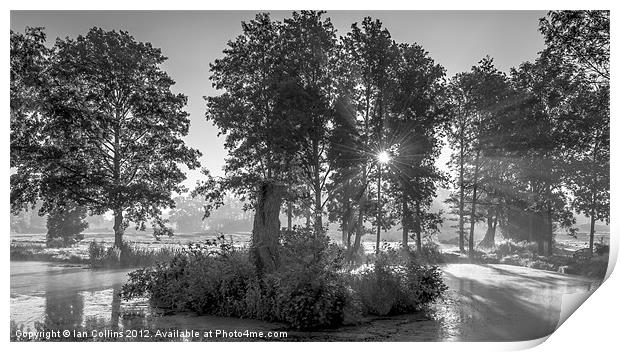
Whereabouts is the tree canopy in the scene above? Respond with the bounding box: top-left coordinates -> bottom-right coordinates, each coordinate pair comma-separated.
10,27 -> 201,247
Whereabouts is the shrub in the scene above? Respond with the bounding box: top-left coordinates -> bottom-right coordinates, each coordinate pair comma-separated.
280,227 -> 345,272
274,266 -> 348,329
348,252 -> 447,316
88,241 -> 108,266
121,237 -> 254,314
121,230 -> 448,330
400,260 -> 447,306
46,237 -> 67,248
412,241 -> 445,264
122,230 -> 352,330
350,256 -> 402,315
276,229 -> 349,328
594,243 -> 610,255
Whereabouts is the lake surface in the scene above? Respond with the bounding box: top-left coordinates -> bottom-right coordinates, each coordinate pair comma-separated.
10,261 -> 599,342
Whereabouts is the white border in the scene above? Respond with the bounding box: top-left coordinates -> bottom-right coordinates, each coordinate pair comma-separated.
3,1 -> 618,352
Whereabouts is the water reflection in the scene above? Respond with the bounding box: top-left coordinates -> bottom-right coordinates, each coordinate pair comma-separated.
10,261 -> 150,340
10,262 -> 286,341
43,288 -> 84,332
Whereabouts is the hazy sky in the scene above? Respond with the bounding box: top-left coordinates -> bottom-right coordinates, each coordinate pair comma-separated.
10,10 -> 547,188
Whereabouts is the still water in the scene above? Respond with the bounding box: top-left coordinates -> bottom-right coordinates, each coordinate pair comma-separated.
10,261 -> 598,342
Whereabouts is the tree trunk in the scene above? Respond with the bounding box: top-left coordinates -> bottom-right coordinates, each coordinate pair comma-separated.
375,164 -> 382,255
537,211 -> 545,255
479,210 -> 496,248
352,216 -> 363,255
342,207 -> 354,249
352,193 -> 365,260
342,181 -> 353,248
251,181 -> 284,275
346,221 -> 354,249
351,85 -> 371,261
528,182 -> 534,243
468,188 -> 477,255
113,207 -> 124,248
112,111 -> 123,249
458,135 -> 466,253
589,213 -> 596,256
468,149 -> 480,257
588,137 -> 599,256
314,189 -> 322,234
528,210 -> 534,243
313,144 -> 323,235
589,183 -> 597,256
415,200 -> 422,253
402,195 -> 409,250
546,207 -> 553,256
286,200 -> 292,231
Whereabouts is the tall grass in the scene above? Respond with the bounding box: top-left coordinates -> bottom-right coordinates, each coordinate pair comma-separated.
10,242 -> 87,264
88,241 -> 183,268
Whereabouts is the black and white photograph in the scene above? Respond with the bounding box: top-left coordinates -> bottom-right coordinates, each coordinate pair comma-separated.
8,6 -> 612,345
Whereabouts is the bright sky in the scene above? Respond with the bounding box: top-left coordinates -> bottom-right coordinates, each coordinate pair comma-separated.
10,10 -> 547,189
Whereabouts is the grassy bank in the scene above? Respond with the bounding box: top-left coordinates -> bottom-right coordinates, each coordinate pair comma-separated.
10,240 -> 184,269
10,242 -> 88,264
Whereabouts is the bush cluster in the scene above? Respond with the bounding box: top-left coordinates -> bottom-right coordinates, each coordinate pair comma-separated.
121,231 -> 448,330
412,241 -> 445,264
348,251 -> 447,316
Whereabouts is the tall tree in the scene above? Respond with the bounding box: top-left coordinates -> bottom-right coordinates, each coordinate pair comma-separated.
340,17 -> 399,255
446,77 -> 474,253
277,11 -> 339,233
206,13 -> 295,272
540,10 -> 610,255
387,42 -> 446,252
499,51 -> 578,255
10,28 -> 201,248
327,98 -> 364,250
447,57 -> 511,255
562,82 -> 610,255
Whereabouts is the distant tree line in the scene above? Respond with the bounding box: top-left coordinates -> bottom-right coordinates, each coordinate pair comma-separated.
169,195 -> 253,234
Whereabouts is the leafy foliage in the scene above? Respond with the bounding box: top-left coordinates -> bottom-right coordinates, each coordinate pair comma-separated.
539,10 -> 609,82
46,202 -> 88,247
348,250 -> 447,315
10,27 -> 201,245
121,229 -> 447,330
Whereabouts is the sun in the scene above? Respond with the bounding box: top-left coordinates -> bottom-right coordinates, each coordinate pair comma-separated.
377,151 -> 391,164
